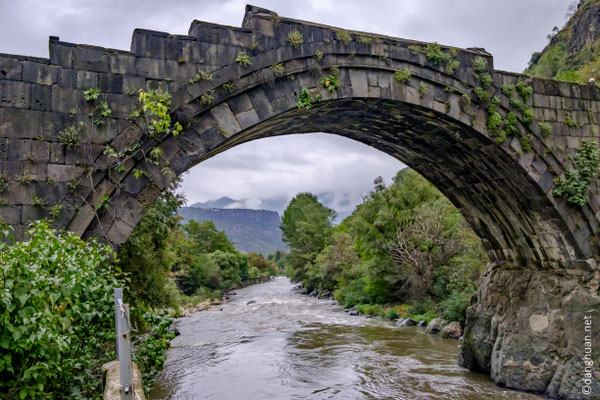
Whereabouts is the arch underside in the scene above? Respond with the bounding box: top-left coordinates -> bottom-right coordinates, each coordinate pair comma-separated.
169,96 -> 577,268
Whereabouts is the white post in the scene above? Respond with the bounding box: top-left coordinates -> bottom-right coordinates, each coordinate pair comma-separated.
114,288 -> 123,359
115,295 -> 133,400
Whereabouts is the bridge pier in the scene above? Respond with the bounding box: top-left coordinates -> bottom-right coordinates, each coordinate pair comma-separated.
460,260 -> 600,398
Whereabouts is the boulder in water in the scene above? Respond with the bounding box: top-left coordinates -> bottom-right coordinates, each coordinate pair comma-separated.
396,318 -> 416,327
349,309 -> 359,316
442,321 -> 462,339
425,318 -> 448,334
246,300 -> 257,305
417,320 -> 426,327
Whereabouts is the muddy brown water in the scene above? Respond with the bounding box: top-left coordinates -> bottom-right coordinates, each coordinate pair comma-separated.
150,277 -> 541,400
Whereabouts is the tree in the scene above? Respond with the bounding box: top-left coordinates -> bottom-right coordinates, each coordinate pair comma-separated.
117,182 -> 185,309
184,220 -> 236,254
280,193 -> 336,289
248,252 -> 278,276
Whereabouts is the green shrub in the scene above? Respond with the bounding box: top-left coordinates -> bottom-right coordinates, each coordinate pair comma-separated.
393,69 -> 411,83
407,310 -> 438,325
386,309 -> 399,320
439,291 -> 472,324
134,310 -> 175,392
0,221 -> 122,400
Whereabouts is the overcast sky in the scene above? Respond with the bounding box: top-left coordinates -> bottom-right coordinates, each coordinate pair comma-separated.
0,0 -> 573,215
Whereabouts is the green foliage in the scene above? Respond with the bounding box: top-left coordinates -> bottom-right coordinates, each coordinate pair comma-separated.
423,42 -> 446,65
393,69 -> 411,83
314,50 -> 324,62
0,221 -> 121,399
189,69 -> 213,84
516,80 -> 533,101
520,135 -> 532,152
566,113 -> 578,128
522,108 -> 534,125
296,88 -> 313,109
417,82 -> 429,98
501,83 -> 515,97
48,204 -> 62,219
461,93 -> 471,112
487,111 -> 502,136
248,252 -> 278,276
336,30 -> 352,45
553,139 -> 600,206
117,184 -> 184,310
15,173 -> 31,186
83,87 -> 101,102
474,87 -> 490,103
504,112 -> 519,136
131,90 -> 183,138
320,67 -> 340,92
58,125 -> 81,149
357,35 -> 372,45
222,82 -> 235,93
235,51 -> 252,67
31,195 -> 46,208
539,122 -> 553,137
0,174 -> 8,192
472,56 -> 488,73
281,193 -> 336,290
200,90 -> 215,105
287,28 -> 304,49
134,310 -> 175,392
270,63 -> 285,77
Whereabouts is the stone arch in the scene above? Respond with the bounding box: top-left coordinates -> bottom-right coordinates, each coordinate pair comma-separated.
0,5 -> 598,398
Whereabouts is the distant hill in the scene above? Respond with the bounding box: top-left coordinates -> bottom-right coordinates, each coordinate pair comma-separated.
525,0 -> 600,83
178,207 -> 287,256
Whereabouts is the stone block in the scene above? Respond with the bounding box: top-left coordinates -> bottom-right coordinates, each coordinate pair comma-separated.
31,140 -> 49,162
51,85 -> 78,114
0,108 -> 41,138
211,103 -> 241,137
49,142 -> 64,164
235,108 -> 260,129
47,164 -> 83,182
136,57 -> 166,79
110,54 -> 136,75
122,75 -> 145,93
106,219 -> 135,246
76,70 -> 98,89
0,57 -> 22,80
31,84 -> 52,111
57,69 -> 77,88
8,138 -> 31,161
49,43 -> 73,68
98,73 -> 123,93
0,205 -> 21,225
22,62 -> 58,85
73,47 -> 110,72
0,80 -> 31,109
21,205 -> 46,224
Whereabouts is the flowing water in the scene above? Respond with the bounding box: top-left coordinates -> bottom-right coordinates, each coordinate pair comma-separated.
150,277 -> 541,400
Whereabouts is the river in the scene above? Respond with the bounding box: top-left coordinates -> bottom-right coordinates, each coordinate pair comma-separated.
150,277 -> 541,400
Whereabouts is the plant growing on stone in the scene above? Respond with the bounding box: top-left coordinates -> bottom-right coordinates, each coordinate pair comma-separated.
320,68 -> 340,92
48,203 -> 62,219
417,82 -> 429,98
519,135 -> 532,152
235,51 -> 252,67
16,173 -> 32,185
297,88 -> 314,109
222,82 -> 235,93
83,87 -> 101,102
189,69 -> 213,84
461,93 -> 471,112
270,63 -> 285,77
565,113 -> 577,128
287,28 -> 303,49
130,89 -> 183,138
393,69 -> 411,83
357,35 -> 372,45
58,125 -> 81,150
31,195 -> 46,208
336,30 -> 352,45
553,139 -> 600,206
0,174 -> 8,192
314,50 -> 324,62
474,87 -> 491,103
538,122 -> 553,137
502,83 -> 515,96
200,90 -> 215,105
516,80 -> 533,101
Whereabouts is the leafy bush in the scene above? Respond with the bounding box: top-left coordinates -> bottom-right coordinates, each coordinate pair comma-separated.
0,221 -> 122,400
439,291 -> 472,324
134,310 -> 176,392
386,309 -> 399,320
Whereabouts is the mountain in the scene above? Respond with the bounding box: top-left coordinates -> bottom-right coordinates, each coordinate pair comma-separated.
190,196 -> 237,209
178,207 -> 287,256
525,0 -> 600,83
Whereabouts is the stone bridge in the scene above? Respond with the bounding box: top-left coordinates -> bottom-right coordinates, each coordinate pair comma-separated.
0,5 -> 598,398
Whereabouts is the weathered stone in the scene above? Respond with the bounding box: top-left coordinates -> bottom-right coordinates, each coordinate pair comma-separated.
442,321 -> 462,339
426,318 -> 448,334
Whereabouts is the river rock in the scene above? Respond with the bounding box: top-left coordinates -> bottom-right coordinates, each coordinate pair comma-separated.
442,321 -> 462,339
246,300 -> 256,305
426,318 -> 448,334
309,290 -> 318,297
417,320 -> 426,327
349,309 -> 359,316
396,318 -> 417,327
